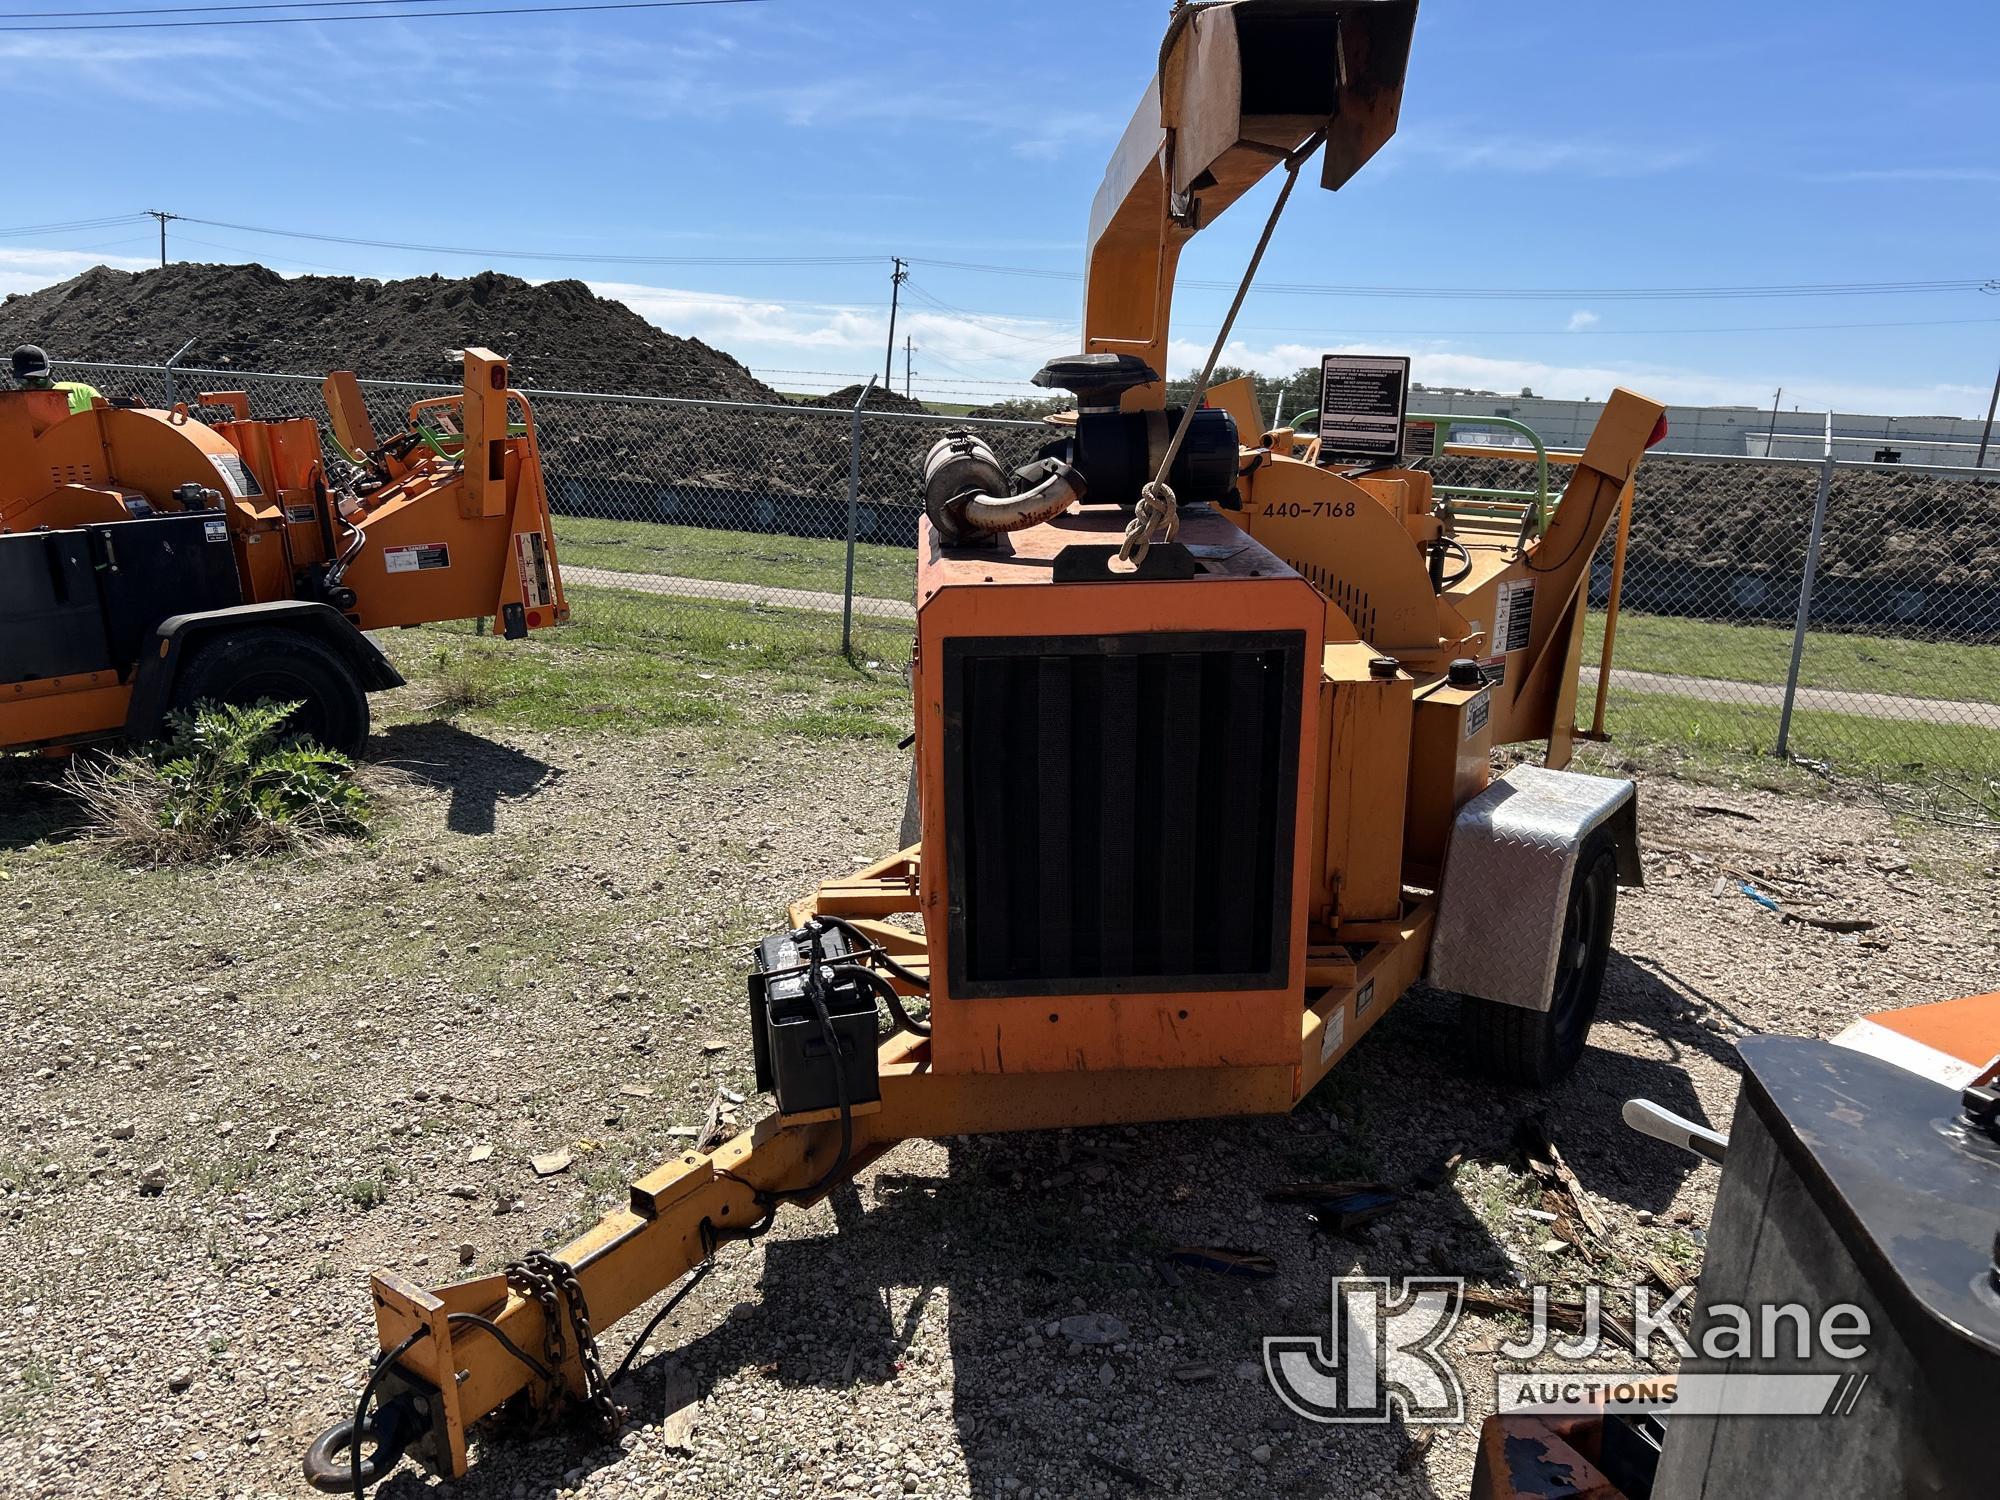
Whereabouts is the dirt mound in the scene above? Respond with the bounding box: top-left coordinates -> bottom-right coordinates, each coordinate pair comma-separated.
1433,453 -> 2000,638
802,383 -> 932,415
0,263 -> 779,402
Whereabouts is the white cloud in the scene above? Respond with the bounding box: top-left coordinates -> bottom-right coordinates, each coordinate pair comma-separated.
1808,166 -> 2000,184
0,247 -> 1981,417
1161,335 -> 1989,417
1387,127 -> 1703,178
0,246 -> 154,301
1566,310 -> 1600,331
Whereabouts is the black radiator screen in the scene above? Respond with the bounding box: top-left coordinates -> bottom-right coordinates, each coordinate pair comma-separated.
942,630 -> 1303,998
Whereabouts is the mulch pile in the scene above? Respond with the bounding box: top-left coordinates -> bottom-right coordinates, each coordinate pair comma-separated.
1433,454 -> 2000,593
15,263 -> 1988,617
0,263 -> 776,401
802,383 -> 933,415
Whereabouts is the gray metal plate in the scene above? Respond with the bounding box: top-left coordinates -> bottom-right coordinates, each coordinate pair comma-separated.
1426,764 -> 1637,1011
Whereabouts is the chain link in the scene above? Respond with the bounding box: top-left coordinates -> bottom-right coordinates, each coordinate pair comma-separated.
505,1250 -> 623,1435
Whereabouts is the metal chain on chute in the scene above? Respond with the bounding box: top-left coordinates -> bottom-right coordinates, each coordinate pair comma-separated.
1119,128 -> 1327,567
506,1250 -> 623,1436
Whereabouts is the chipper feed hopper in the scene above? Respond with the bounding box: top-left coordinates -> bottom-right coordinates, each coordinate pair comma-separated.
306,2 -> 1670,1488
0,348 -> 566,756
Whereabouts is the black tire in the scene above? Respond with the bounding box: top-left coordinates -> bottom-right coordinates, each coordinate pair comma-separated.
169,626 -> 370,757
1459,827 -> 1619,1087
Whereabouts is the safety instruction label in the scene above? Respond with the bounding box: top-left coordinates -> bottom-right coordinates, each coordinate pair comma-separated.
203,519 -> 228,543
384,543 -> 450,574
1355,977 -> 1376,1018
1319,1003 -> 1347,1064
210,453 -> 261,498
1464,688 -> 1492,740
1494,577 -> 1535,653
515,531 -> 553,609
1316,353 -> 1410,463
1479,653 -> 1508,686
285,504 -> 319,525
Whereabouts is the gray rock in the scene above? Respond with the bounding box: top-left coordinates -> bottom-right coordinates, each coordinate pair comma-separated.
1058,1313 -> 1128,1347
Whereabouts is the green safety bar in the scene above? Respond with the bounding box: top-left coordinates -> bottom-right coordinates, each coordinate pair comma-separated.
1288,408 -> 1556,535
409,413 -> 530,459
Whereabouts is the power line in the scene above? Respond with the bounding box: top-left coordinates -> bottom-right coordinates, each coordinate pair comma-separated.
0,214 -> 149,238
0,0 -> 460,15
1226,315 -> 2000,339
912,258 -> 1994,302
902,280 -> 1076,348
170,215 -> 881,267
0,0 -> 772,32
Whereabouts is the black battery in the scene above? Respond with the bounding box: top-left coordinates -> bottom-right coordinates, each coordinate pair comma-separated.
748,926 -> 881,1116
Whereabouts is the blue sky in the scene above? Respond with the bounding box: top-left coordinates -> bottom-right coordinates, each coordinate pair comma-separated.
3,0 -> 1995,414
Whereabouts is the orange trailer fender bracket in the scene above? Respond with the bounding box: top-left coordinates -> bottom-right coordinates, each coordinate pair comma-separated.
126,600 -> 404,740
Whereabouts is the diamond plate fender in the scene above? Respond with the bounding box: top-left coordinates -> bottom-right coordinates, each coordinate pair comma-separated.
1426,764 -> 1642,1012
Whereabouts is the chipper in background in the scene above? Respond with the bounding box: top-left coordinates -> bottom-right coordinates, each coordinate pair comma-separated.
0,347 -> 566,757
305,2 -> 1675,1488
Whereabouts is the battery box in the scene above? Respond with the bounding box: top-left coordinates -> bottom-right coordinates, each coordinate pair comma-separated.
748,926 -> 881,1116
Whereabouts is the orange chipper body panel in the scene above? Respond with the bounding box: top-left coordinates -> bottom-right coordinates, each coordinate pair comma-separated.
0,348 -> 565,752
912,505 -> 1326,1076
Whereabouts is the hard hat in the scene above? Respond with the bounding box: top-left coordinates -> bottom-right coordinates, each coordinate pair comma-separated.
11,345 -> 51,381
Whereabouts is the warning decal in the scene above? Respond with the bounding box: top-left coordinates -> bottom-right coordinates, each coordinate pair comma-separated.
1316,353 -> 1411,464
1494,577 -> 1535,653
384,543 -> 450,574
203,519 -> 228,543
285,504 -> 319,525
1479,653 -> 1507,686
209,453 -> 261,498
1464,688 -> 1492,740
1355,977 -> 1376,1017
1319,1003 -> 1347,1064
515,531 -> 553,609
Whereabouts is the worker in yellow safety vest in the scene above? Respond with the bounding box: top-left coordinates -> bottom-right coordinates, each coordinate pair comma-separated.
11,344 -> 101,414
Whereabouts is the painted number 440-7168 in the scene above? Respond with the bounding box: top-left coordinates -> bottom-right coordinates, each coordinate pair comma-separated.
1261,500 -> 1358,519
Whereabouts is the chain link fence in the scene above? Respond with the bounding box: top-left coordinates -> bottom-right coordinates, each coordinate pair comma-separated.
1438,446 -> 2000,819
55,357 -> 1048,674
50,359 -> 2000,820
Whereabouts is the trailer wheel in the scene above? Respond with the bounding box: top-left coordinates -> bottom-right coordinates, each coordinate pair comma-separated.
1459,827 -> 1618,1087
170,626 -> 370,758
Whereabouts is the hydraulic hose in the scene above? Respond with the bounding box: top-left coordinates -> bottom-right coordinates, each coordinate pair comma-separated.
812,915 -> 929,991
830,961 -> 931,1039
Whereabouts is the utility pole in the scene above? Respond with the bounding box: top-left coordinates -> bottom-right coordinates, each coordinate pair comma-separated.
145,210 -> 178,269
883,257 -> 908,391
1764,386 -> 1783,454
904,336 -> 914,399
1977,359 -> 1999,469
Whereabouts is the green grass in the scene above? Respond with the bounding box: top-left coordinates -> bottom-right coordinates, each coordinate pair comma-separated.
1587,610 -> 2000,706
552,516 -> 914,603
398,585 -> 912,742
1590,689 -> 2000,804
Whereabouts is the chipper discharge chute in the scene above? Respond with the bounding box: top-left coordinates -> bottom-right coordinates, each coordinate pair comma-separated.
0,347 -> 566,757
306,3 -> 1672,1489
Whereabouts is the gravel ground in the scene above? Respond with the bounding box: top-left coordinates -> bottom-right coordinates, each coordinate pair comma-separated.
2,713 -> 1995,1500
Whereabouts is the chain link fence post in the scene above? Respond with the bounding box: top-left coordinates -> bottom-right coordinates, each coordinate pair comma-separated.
1774,417 -> 1836,759
162,337 -> 196,410
840,375 -> 879,657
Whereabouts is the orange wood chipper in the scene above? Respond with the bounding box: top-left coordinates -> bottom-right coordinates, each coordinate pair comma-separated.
305,3 -> 1678,1489
0,347 -> 566,756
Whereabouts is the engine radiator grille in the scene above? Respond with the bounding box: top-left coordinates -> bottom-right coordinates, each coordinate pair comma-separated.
941,630 -> 1304,998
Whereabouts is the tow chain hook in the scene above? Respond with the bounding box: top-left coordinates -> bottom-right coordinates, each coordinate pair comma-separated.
301,1394 -> 418,1494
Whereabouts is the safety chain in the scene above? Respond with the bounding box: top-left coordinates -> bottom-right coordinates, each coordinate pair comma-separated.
506,1250 -> 624,1436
